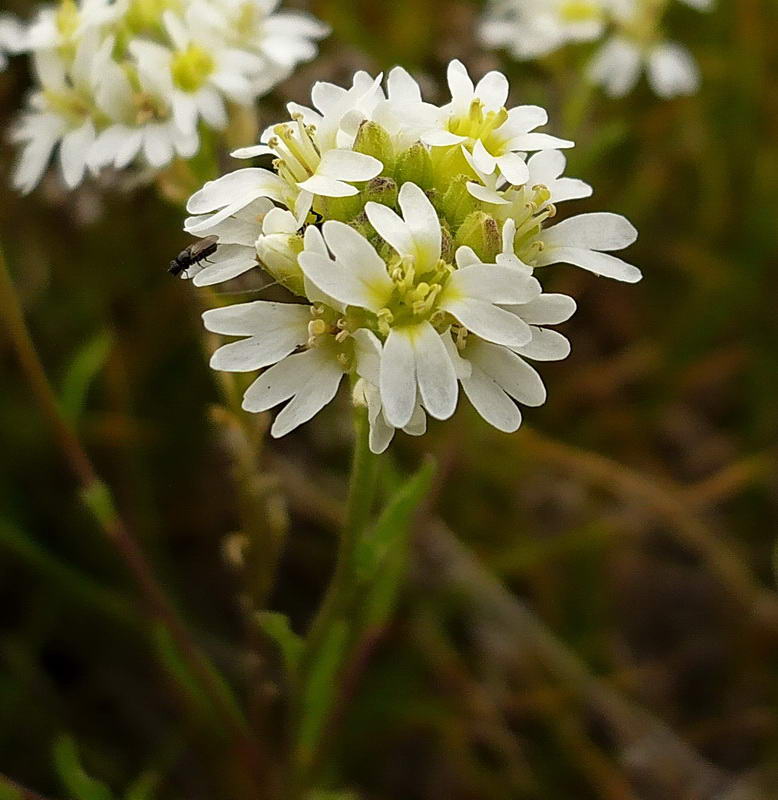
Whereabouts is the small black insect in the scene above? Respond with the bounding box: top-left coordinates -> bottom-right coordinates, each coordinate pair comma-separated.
169,235 -> 219,278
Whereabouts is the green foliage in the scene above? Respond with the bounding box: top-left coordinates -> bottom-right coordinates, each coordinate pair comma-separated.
53,736 -> 114,800
59,333 -> 113,424
255,610 -> 304,676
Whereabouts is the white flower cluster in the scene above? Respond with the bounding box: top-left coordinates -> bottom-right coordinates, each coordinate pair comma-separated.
8,0 -> 328,193
480,0 -> 712,99
185,61 -> 641,453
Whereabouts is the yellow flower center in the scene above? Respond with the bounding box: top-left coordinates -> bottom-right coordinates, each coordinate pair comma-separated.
171,44 -> 215,92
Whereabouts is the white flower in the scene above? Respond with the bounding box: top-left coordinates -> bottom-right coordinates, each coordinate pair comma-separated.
588,36 -> 700,98
480,0 -> 607,60
203,301 -> 378,438
188,62 -> 640,451
413,60 -> 574,187
298,183 -> 540,428
11,33 -> 111,193
10,0 -> 328,192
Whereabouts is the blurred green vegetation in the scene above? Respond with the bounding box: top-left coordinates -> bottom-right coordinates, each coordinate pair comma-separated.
1,0 -> 778,798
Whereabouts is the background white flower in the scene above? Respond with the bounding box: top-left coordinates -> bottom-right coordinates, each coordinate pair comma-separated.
480,0 -> 711,100
9,0 -> 328,193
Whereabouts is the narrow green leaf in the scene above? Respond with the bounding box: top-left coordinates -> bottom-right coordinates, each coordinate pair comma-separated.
53,736 -> 114,800
255,611 -> 303,676
59,333 -> 113,423
295,621 -> 349,771
356,459 -> 435,632
355,459 -> 436,584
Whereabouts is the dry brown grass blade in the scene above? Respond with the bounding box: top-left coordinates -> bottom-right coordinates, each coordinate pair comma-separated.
517,428 -> 778,630
416,521 -> 767,800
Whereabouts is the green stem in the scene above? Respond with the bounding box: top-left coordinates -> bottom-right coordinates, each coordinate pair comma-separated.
306,405 -> 379,649
288,405 -> 380,795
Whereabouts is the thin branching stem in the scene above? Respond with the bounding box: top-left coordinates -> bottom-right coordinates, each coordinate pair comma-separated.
0,243 -> 262,786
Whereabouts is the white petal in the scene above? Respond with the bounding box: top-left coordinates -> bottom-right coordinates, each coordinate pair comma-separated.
387,66 -> 422,105
543,212 -> 637,252
446,265 -> 540,304
187,169 -> 286,214
203,300 -> 311,336
471,342 -> 546,406
496,152 -> 530,186
316,148 -> 383,181
353,328 -> 383,386
466,182 -> 510,205
231,144 -> 274,159
191,244 -> 257,286
324,219 -> 390,278
365,201 -> 414,258
271,357 -> 344,437
647,42 -> 700,98
210,332 -> 302,372
537,246 -> 642,283
508,132 -> 574,151
297,174 -> 358,197
527,150 -> 566,184
380,328 -> 417,428
472,139 -> 497,174
447,59 -> 475,107
506,294 -> 577,325
474,71 -> 509,109
297,250 -> 392,312
59,121 -> 94,187
443,298 -> 532,348
504,105 -> 548,135
422,129 -> 466,147
548,178 -> 593,203
462,368 -> 522,433
515,328 -> 571,361
414,321 -> 458,420
143,125 -> 174,168
398,182 -> 441,267
243,350 -> 311,412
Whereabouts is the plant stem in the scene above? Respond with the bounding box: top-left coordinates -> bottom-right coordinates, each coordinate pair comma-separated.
0,243 -> 261,783
306,405 -> 379,650
287,405 -> 380,795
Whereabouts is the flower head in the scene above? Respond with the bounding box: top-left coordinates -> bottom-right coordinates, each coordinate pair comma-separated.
186,62 -> 641,452
10,0 -> 328,193
481,0 -> 711,100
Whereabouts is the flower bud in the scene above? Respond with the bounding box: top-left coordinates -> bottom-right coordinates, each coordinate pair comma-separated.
255,233 -> 305,296
440,174 -> 478,229
455,211 -> 502,263
353,121 -> 395,173
395,142 -> 433,189
361,176 -> 398,208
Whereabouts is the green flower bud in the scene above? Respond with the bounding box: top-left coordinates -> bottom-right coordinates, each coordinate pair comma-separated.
395,142 -> 433,190
440,174 -> 479,229
255,233 -> 305,296
361,176 -> 398,208
315,194 -> 363,223
455,211 -> 502,263
353,121 -> 395,174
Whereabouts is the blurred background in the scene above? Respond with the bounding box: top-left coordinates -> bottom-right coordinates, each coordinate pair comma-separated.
1,0 -> 777,798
